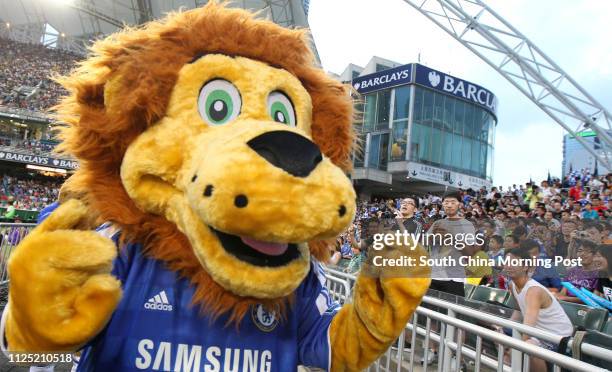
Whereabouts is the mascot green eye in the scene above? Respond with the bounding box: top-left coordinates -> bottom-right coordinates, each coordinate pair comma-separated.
198,79 -> 241,125
267,91 -> 296,126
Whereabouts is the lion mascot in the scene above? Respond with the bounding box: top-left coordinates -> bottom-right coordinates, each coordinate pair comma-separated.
2,3 -> 430,371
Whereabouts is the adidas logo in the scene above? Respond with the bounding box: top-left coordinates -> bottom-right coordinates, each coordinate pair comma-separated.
144,290 -> 173,312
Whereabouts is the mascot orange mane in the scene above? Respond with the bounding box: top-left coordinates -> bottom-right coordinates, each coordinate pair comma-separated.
2,3 -> 429,371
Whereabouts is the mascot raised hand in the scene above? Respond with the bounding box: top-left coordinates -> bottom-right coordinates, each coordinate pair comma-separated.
2,3 -> 430,371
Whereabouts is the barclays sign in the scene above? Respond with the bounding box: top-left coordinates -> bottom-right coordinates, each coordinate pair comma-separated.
351,64 -> 412,94
414,64 -> 497,115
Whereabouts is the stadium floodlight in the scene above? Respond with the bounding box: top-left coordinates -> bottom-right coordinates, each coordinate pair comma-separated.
26,165 -> 67,174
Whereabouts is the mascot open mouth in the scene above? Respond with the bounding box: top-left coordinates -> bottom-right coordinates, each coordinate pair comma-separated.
210,227 -> 300,267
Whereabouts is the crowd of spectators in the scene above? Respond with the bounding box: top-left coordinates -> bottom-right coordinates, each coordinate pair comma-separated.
0,38 -> 79,112
0,174 -> 62,212
329,168 -> 612,306
12,139 -> 58,154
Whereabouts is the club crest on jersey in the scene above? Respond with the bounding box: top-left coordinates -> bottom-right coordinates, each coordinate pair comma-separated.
251,304 -> 278,332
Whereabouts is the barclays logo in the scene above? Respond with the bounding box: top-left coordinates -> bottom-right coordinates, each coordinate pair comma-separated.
352,66 -> 411,94
428,71 -> 441,87
416,64 -> 497,114
441,75 -> 497,112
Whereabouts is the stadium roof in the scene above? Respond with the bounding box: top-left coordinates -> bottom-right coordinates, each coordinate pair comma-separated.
0,0 -> 311,54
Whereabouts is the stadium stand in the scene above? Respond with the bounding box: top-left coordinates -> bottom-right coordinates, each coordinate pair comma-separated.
0,38 -> 78,112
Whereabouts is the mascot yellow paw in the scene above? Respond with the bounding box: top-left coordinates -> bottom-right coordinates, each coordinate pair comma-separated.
330,245 -> 431,371
6,199 -> 122,352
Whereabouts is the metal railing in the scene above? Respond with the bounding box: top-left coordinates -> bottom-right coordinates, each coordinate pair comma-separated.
323,267 -> 612,372
324,272 -> 352,305
0,223 -> 35,285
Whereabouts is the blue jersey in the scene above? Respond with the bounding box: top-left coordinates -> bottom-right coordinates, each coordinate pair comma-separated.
37,201 -> 59,224
77,223 -> 340,372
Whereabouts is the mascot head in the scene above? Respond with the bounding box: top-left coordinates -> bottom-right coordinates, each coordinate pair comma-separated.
56,2 -> 356,322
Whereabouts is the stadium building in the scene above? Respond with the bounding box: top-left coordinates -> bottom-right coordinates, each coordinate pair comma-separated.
336,57 -> 498,199
562,130 -> 612,177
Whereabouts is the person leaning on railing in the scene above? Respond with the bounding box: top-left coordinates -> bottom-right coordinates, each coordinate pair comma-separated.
502,244 -> 573,372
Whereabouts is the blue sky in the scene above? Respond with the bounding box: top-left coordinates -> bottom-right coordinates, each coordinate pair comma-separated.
309,0 -> 612,188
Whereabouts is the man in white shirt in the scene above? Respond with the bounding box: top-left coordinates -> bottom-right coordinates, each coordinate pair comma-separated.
504,245 -> 573,372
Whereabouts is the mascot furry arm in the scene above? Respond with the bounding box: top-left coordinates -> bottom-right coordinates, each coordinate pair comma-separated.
3,3 -> 430,371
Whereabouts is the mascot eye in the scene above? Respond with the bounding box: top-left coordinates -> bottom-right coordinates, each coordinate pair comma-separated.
267,91 -> 296,126
198,79 -> 241,125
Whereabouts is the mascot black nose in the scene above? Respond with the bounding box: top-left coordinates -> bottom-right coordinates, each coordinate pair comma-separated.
247,131 -> 323,178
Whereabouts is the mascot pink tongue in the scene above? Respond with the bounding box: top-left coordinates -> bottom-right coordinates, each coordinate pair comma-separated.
241,236 -> 289,256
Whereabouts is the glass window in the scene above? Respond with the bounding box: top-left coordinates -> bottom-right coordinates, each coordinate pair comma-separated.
479,111 -> 489,142
471,140 -> 480,174
420,122 -> 432,163
442,130 -> 453,167
393,86 -> 411,120
352,70 -> 360,80
443,96 -> 454,132
462,137 -> 472,173
451,134 -> 462,169
410,124 -> 420,160
431,127 -> 442,164
464,104 -> 474,139
453,99 -> 464,134
488,116 -> 496,145
354,133 -> 365,167
367,133 -> 389,170
368,134 -> 380,168
363,94 -> 376,131
353,97 -> 365,132
422,89 -> 434,125
433,93 -> 444,129
375,90 -> 391,130
376,63 -> 389,72
487,144 -> 494,180
479,142 -> 487,178
391,120 -> 408,161
379,133 -> 389,170
413,88 -> 423,123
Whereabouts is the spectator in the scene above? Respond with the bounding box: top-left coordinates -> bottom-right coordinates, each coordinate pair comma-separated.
486,235 -> 506,288
591,196 -> 608,218
504,247 -> 573,372
427,191 -> 477,296
466,242 -> 492,286
555,219 -> 577,258
3,200 -> 15,218
569,180 -> 583,201
522,239 -> 561,291
393,196 -> 423,235
557,239 -> 600,303
581,201 -> 599,220
593,244 -> 612,302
